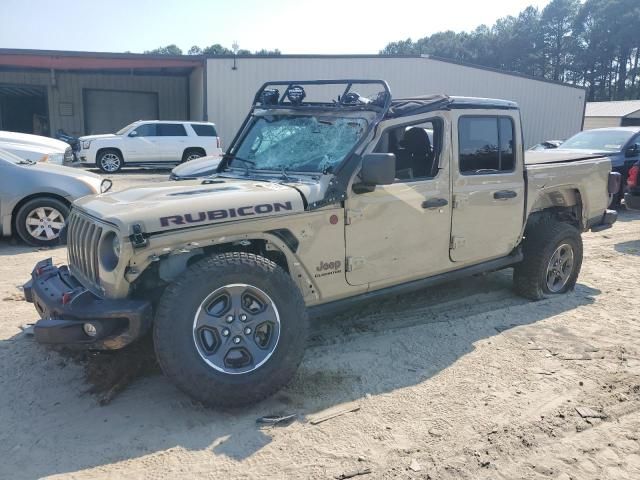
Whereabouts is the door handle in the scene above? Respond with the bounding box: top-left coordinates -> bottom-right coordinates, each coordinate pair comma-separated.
493,190 -> 517,200
422,197 -> 448,209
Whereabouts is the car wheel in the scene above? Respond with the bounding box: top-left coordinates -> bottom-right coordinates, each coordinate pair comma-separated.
513,220 -> 583,300
181,148 -> 205,163
153,252 -> 308,408
97,150 -> 123,173
15,197 -> 69,247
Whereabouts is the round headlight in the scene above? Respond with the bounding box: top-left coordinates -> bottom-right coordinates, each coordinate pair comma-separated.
100,231 -> 120,271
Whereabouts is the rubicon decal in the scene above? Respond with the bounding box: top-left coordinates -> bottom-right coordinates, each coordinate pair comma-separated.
160,201 -> 293,227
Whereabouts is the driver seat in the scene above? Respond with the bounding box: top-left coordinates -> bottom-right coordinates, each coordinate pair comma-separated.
401,127 -> 433,178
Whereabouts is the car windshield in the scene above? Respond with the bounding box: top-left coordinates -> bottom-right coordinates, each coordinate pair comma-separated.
229,115 -> 369,173
560,130 -> 635,152
116,122 -> 138,135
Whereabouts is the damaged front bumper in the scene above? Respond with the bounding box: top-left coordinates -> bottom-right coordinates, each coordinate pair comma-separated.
23,258 -> 152,350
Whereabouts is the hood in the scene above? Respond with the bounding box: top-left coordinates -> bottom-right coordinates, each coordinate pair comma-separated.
0,131 -> 69,151
74,178 -> 307,234
79,134 -> 118,141
1,142 -> 67,162
171,155 -> 222,179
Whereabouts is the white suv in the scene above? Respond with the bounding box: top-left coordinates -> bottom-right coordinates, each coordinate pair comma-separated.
76,120 -> 222,173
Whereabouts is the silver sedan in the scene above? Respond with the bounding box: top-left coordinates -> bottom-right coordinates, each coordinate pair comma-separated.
0,149 -> 109,246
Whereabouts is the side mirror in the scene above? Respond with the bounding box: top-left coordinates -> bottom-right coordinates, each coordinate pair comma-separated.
625,144 -> 639,157
360,153 -> 396,186
128,131 -> 138,138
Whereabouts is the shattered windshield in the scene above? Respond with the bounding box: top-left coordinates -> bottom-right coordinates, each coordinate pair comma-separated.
229,115 -> 369,173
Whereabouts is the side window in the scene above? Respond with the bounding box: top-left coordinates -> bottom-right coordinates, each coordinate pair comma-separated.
191,124 -> 217,137
458,116 -> 515,174
132,124 -> 156,137
158,123 -> 187,136
374,119 -> 442,181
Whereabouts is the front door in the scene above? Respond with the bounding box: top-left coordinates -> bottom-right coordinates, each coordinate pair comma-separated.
344,117 -> 453,286
449,112 -> 525,264
123,123 -> 159,162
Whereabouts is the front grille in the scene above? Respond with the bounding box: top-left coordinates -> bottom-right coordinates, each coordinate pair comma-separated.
67,210 -> 103,289
64,147 -> 73,162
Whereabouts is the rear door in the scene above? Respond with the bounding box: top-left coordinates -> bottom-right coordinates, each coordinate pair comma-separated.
155,123 -> 188,162
449,112 -> 525,264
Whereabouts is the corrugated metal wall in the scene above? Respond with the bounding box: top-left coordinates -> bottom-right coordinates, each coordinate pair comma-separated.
0,70 -> 188,136
583,116 -> 621,130
206,56 -> 586,148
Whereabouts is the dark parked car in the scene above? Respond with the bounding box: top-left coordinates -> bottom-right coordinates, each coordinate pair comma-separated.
552,127 -> 640,207
625,160 -> 640,210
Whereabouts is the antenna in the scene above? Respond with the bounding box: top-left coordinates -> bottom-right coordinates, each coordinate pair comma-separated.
232,41 -> 239,70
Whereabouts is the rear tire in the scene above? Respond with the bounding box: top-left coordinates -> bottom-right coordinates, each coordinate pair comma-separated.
153,252 -> 308,408
513,220 -> 583,300
15,197 -> 69,247
181,148 -> 205,163
96,149 -> 123,173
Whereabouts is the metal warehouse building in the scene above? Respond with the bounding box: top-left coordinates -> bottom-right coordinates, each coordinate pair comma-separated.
583,100 -> 640,130
204,55 -> 587,148
0,50 -> 585,149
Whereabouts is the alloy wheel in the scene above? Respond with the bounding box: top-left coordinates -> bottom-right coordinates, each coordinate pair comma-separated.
545,243 -> 574,293
25,206 -> 65,242
192,284 -> 281,374
100,153 -> 121,172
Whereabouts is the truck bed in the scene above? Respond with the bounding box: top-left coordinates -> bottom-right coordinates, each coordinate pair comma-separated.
525,152 -> 612,229
525,150 -> 606,165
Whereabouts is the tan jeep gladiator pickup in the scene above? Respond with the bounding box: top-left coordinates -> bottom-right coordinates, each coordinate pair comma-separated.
24,80 -> 620,407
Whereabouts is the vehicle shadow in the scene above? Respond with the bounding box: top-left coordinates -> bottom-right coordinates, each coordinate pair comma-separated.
614,239 -> 640,256
0,271 -> 600,479
615,208 -> 640,222
0,239 -> 64,257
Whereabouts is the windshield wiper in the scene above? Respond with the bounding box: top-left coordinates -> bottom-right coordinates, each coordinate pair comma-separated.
222,153 -> 256,176
280,165 -> 291,181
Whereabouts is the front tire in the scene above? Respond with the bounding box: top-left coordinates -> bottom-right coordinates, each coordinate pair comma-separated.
513,220 -> 583,300
97,149 -> 123,173
153,252 -> 308,408
15,197 -> 69,247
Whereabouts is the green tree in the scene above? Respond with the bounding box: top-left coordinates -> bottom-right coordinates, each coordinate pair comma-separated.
380,0 -> 640,100
144,44 -> 183,55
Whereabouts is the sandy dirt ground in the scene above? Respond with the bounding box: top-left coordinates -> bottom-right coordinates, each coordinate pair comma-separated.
0,175 -> 639,478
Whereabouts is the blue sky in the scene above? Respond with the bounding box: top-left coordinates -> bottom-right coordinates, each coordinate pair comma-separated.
2,0 -> 551,54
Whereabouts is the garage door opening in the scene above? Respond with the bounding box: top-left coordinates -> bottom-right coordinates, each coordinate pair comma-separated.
0,84 -> 49,135
83,89 -> 159,135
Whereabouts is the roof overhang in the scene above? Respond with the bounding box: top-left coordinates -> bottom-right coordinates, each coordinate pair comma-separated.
0,49 -> 202,74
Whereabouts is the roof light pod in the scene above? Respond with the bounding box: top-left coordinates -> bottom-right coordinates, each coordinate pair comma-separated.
286,85 -> 306,105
